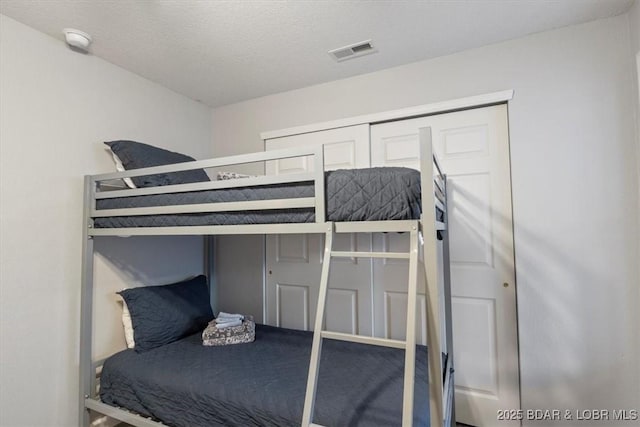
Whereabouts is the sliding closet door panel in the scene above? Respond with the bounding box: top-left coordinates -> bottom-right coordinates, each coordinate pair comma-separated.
371,127 -> 420,170
370,232 -> 429,344
370,105 -> 519,427
266,125 -> 370,172
265,125 -> 372,334
270,234 -> 313,329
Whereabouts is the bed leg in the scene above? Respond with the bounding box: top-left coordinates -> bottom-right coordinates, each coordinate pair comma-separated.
422,238 -> 444,427
79,176 -> 95,427
204,236 -> 217,314
418,127 -> 445,427
401,228 -> 419,426
441,176 -> 455,426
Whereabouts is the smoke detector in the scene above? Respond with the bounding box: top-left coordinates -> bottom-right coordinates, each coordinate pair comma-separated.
63,28 -> 92,52
328,40 -> 377,62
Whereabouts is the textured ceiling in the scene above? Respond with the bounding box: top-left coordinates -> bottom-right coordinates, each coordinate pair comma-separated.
0,0 -> 634,108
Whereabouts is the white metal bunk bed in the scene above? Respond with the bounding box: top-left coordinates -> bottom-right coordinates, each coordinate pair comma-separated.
79,127 -> 454,427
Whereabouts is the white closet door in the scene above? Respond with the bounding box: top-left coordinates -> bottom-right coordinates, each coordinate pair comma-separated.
264,125 -> 372,335
370,105 -> 519,427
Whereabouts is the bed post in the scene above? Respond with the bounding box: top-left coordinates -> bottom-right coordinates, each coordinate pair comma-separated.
313,145 -> 325,223
204,236 -> 217,314
402,227 -> 419,425
419,127 -> 444,427
79,176 -> 95,427
441,175 -> 455,426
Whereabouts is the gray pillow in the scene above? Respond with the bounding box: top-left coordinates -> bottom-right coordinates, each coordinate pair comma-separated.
118,275 -> 214,352
105,140 -> 209,187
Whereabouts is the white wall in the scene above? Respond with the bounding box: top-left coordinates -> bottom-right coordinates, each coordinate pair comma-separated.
630,0 -> 639,55
211,14 -> 639,425
629,10 -> 640,415
630,2 -> 640,263
0,15 -> 212,427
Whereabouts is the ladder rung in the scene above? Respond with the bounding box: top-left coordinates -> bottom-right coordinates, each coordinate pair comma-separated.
321,331 -> 406,349
330,251 -> 410,259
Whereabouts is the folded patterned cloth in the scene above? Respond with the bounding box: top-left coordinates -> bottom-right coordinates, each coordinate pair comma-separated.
203,315 -> 255,346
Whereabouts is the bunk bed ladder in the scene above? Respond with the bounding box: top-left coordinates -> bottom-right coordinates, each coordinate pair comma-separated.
302,223 -> 420,427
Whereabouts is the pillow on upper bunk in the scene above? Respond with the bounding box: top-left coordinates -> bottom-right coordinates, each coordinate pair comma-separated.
107,148 -> 136,189
117,275 -> 214,352
104,140 -> 210,188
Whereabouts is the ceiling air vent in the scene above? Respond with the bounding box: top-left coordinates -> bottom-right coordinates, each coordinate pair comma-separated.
328,40 -> 377,62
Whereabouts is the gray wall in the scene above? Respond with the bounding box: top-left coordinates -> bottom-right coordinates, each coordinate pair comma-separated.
0,15 -> 212,426
211,14 -> 639,424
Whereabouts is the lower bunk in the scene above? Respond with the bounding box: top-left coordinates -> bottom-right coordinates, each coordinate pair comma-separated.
97,324 -> 432,427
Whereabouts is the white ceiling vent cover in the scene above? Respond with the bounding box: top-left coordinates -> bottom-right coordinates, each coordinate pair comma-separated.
328,40 -> 377,62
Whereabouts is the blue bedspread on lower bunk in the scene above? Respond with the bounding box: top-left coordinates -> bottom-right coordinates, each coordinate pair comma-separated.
100,324 -> 430,426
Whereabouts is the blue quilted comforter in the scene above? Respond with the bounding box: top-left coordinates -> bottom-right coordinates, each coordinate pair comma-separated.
100,324 -> 430,426
94,167 -> 422,227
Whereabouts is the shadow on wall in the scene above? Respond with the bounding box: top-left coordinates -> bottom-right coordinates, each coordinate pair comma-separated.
94,235 -> 204,286
448,179 -> 621,414
91,235 -> 205,357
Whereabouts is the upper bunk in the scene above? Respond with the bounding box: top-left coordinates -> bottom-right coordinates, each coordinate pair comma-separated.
85,128 -> 446,237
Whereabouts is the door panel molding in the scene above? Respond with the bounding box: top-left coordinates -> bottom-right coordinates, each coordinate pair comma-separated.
276,283 -> 309,330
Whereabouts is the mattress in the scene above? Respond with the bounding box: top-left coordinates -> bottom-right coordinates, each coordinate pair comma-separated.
94,167 -> 422,228
100,324 -> 430,427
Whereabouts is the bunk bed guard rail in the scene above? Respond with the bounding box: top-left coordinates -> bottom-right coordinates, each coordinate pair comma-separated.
87,145 -> 328,235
